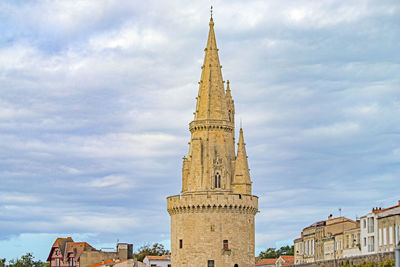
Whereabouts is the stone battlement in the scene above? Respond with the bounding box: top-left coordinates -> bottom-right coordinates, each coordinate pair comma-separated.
167,193 -> 258,215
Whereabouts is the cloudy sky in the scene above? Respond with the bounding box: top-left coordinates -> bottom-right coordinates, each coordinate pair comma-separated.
1,0 -> 399,261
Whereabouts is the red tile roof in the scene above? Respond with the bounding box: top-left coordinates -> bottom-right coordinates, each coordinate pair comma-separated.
255,258 -> 278,266
89,259 -> 114,267
88,259 -> 131,267
280,255 -> 294,262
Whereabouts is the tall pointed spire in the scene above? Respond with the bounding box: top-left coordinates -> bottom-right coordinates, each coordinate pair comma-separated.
194,16 -> 228,120
233,128 -> 252,194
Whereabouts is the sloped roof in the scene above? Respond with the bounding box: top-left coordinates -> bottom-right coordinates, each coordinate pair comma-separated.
88,259 -> 132,267
65,241 -> 96,260
279,255 -> 294,262
145,255 -> 171,261
255,258 -> 278,266
47,237 -> 74,261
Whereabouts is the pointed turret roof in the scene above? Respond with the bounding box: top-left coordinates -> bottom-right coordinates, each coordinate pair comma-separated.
194,18 -> 228,121
234,128 -> 251,184
226,80 -> 232,99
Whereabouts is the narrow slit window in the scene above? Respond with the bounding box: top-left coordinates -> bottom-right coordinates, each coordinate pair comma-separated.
218,174 -> 221,188
179,239 -> 183,249
223,239 -> 229,250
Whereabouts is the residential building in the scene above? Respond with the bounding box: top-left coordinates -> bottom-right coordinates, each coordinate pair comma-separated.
276,255 -> 295,266
377,201 -> 400,252
322,235 -> 335,261
294,215 -> 358,264
166,14 -> 258,267
342,227 -> 361,257
360,209 -> 378,254
294,238 -> 303,264
47,237 -> 133,267
143,255 -> 171,267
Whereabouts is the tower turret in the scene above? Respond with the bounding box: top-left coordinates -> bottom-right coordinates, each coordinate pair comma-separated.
232,128 -> 252,195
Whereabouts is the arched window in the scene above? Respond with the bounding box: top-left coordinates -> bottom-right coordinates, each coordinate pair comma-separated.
218,174 -> 221,188
234,264 -> 239,267
228,110 -> 231,121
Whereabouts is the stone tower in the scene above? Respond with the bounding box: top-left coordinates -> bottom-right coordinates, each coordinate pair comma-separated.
167,17 -> 258,267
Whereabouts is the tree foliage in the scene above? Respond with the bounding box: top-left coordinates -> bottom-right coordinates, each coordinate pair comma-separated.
258,245 -> 294,259
134,243 -> 170,262
2,253 -> 48,267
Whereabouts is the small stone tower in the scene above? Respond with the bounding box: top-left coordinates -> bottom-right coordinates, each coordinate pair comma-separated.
167,16 -> 258,267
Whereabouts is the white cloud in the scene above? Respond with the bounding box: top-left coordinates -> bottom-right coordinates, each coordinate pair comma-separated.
0,0 -> 399,261
83,175 -> 134,189
0,194 -> 40,204
303,122 -> 360,138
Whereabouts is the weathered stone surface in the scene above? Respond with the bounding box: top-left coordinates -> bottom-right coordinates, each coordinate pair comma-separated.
167,17 -> 258,267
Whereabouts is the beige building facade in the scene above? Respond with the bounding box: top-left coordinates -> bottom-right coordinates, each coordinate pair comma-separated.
294,216 -> 359,264
377,201 -> 400,252
167,16 -> 258,267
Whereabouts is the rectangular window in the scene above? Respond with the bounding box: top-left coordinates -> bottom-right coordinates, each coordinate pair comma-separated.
208,260 -> 215,267
168,265 -> 171,267
364,237 -> 367,247
363,219 -> 366,228
389,226 -> 393,245
56,259 -> 60,267
368,236 -> 375,252
383,228 -> 387,245
346,235 -> 349,248
358,233 -> 360,245
179,239 -> 183,249
223,240 -> 229,250
368,217 -> 374,233
379,228 -> 382,246
312,240 -> 314,255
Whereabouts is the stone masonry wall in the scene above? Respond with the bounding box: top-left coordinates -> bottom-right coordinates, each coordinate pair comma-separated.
167,193 -> 258,267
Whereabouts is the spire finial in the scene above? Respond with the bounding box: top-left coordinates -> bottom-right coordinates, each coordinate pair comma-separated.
210,5 -> 213,19
240,118 -> 242,129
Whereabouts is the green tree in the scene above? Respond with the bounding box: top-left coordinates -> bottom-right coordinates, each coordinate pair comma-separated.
134,243 -> 170,262
7,253 -> 46,267
1,258 -> 6,267
259,248 -> 278,259
276,245 -> 294,256
258,245 -> 294,259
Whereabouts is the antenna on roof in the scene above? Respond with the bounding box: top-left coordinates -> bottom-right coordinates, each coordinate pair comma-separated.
339,208 -> 342,217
